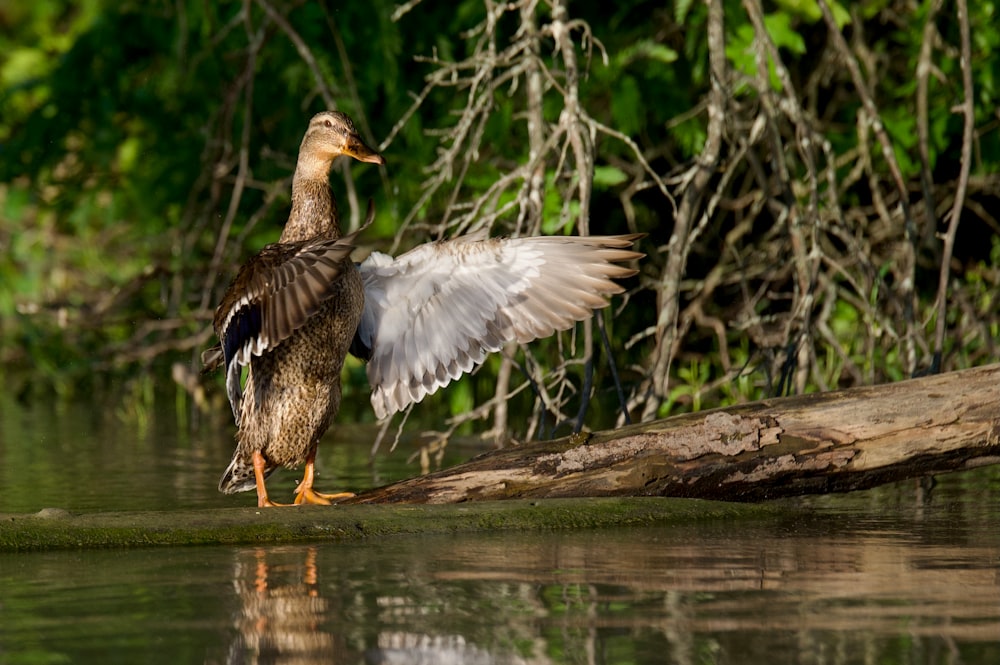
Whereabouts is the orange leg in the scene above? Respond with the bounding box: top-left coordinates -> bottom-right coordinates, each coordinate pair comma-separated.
293,450 -> 355,505
253,450 -> 289,507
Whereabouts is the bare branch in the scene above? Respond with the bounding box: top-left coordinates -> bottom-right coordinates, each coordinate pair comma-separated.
932,0 -> 975,371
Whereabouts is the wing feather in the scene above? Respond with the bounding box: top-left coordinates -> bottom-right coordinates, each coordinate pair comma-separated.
357,234 -> 643,419
211,228 -> 365,423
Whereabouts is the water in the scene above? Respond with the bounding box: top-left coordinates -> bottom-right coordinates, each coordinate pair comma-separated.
1,394 -> 999,664
0,394 -> 470,513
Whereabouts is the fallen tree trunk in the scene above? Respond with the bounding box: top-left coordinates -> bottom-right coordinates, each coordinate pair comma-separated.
346,363 -> 1000,504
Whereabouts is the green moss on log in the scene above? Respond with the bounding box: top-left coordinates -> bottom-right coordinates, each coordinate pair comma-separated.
0,498 -> 781,552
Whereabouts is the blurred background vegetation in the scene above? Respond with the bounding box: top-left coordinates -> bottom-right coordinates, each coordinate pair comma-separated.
1,0 -> 998,443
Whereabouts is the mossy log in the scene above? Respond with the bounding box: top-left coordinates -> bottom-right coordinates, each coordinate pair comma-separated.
0,498 -> 781,552
345,363 -> 1000,504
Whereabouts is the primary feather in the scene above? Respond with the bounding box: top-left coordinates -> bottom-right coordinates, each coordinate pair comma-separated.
354,234 -> 643,419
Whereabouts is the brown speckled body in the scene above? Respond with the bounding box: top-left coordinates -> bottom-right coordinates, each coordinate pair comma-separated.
216,111 -> 383,499
234,266 -> 363,474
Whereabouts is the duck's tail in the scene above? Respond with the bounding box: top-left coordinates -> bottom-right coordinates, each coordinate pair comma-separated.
218,452 -> 274,494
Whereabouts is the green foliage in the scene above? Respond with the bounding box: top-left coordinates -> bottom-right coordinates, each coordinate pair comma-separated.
661,358 -> 712,416
726,11 -> 807,91
2,0 -> 999,438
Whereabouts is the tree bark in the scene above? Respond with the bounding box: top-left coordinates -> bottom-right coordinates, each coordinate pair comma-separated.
346,364 -> 1000,504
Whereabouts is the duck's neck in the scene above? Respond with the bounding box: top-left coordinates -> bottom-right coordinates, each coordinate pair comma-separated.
281,158 -> 341,243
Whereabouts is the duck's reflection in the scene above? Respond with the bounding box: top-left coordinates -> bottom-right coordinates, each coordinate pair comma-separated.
221,518 -> 1000,665
224,545 -> 523,665
226,546 -> 345,664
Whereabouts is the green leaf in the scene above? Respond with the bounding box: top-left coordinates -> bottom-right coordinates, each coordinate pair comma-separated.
773,0 -> 853,27
763,13 -> 807,56
593,165 -> 629,189
615,39 -> 678,68
675,0 -> 695,24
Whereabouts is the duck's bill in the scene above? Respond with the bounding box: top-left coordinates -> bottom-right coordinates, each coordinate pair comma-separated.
345,137 -> 385,165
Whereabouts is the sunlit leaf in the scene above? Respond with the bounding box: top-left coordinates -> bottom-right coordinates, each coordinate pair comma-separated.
593,165 -> 629,189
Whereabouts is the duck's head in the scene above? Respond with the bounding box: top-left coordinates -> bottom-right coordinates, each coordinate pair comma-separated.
299,111 -> 385,168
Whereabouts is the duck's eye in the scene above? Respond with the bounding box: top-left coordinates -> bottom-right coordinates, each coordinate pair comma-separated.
324,119 -> 333,128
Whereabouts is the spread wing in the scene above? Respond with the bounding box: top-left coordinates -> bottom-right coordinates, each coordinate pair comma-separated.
354,234 -> 643,419
212,229 -> 364,424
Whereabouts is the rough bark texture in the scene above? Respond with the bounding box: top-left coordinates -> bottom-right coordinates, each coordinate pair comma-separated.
345,364 -> 1000,504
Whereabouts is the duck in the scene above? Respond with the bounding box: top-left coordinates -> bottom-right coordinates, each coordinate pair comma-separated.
210,111 -> 383,507
208,110 -> 643,508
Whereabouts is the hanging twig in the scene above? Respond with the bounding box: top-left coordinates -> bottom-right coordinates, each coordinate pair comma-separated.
931,0 -> 974,373
633,0 -> 727,421
816,0 -> 919,375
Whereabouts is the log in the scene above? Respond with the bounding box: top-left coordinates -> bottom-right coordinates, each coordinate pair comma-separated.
4,365 -> 997,551
0,498 -> 780,552
345,363 -> 1000,504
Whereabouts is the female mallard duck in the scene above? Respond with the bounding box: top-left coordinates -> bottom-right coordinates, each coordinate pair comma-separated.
211,110 -> 643,507
213,111 -> 383,507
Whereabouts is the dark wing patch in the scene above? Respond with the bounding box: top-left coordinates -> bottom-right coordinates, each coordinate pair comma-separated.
210,227 -> 366,423
349,327 -> 373,361
222,299 -> 264,373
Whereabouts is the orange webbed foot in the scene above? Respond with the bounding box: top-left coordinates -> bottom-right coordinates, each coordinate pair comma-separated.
290,452 -> 354,505
293,487 -> 355,505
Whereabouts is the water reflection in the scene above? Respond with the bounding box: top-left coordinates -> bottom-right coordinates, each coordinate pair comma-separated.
1,510 -> 998,664
193,505 -> 1000,665
367,635 -> 526,665
225,547 -> 344,664
1,397 -> 999,663
220,545 -> 528,665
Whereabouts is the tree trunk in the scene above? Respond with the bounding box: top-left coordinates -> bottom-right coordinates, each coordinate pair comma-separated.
345,364 -> 1000,504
